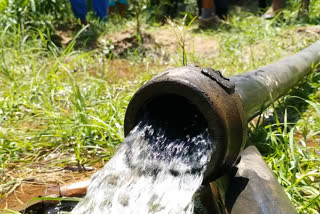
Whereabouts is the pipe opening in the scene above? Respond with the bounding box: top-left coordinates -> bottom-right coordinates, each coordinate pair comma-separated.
125,94 -> 213,176
140,94 -> 209,139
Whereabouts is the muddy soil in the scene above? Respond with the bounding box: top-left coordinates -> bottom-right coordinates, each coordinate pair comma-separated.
0,168 -> 95,211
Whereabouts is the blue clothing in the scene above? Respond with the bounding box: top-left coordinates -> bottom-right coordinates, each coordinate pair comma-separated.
109,0 -> 128,7
92,0 -> 109,20
70,0 -> 109,21
70,0 -> 87,20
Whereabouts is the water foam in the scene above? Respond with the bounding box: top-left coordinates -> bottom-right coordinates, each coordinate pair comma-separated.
72,117 -> 214,214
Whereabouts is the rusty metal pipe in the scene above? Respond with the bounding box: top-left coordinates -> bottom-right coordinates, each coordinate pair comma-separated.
230,40 -> 320,120
124,41 -> 320,184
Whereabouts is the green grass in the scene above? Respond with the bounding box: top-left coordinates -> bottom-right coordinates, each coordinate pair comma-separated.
1,1 -> 320,213
248,72 -> 320,213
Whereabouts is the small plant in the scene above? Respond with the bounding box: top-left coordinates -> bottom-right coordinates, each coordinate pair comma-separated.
128,0 -> 149,39
168,15 -> 197,66
298,0 -> 310,18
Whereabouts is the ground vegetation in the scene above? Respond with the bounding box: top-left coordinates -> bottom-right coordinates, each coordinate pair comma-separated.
0,0 -> 320,213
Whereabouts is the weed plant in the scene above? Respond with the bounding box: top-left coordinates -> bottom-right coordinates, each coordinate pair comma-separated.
0,0 -> 320,213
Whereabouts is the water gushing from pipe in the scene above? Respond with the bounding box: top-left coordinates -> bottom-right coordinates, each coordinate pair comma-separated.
72,96 -> 215,214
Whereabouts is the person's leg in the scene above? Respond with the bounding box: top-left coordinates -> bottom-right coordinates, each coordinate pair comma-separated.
199,0 -> 222,28
70,0 -> 88,24
118,0 -> 128,17
258,0 -> 268,14
109,0 -> 115,16
262,0 -> 284,19
259,0 -> 267,9
164,0 -> 175,19
201,0 -> 213,19
92,0 -> 109,21
272,0 -> 284,13
215,0 -> 229,19
197,0 -> 202,16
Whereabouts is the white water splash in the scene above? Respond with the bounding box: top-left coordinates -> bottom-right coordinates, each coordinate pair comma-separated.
72,119 -> 214,214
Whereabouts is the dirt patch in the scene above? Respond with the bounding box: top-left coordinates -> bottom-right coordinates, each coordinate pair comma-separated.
100,29 -> 158,58
86,58 -> 162,83
0,158 -> 103,212
86,59 -> 128,80
101,27 -> 219,59
17,121 -> 44,132
53,25 -> 101,50
0,170 -> 95,211
0,180 -> 60,211
241,42 -> 270,66
150,28 -> 219,58
296,26 -> 320,36
53,26 -> 219,61
108,30 -> 155,49
55,30 -> 73,45
295,133 -> 320,156
104,59 -> 141,80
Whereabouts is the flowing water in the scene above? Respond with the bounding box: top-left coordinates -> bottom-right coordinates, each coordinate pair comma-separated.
72,108 -> 215,214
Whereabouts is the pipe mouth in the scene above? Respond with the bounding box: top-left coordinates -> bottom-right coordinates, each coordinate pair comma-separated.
124,66 -> 247,183
138,94 -> 208,139
124,94 -> 214,177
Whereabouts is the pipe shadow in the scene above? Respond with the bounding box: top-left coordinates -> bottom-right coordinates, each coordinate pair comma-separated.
224,167 -> 249,213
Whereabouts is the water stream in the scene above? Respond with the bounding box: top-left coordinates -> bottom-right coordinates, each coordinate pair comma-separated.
72,99 -> 215,214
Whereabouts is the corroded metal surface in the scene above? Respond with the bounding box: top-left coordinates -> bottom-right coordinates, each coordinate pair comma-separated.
124,65 -> 247,183
230,40 -> 320,120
